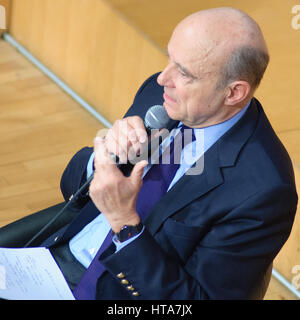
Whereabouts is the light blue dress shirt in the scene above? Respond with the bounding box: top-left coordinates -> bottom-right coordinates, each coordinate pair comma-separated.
69,102 -> 250,268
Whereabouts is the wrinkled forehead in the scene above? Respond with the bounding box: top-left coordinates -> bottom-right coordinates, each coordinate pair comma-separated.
167,22 -> 231,79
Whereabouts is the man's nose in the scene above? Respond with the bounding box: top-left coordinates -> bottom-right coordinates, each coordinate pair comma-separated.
157,64 -> 174,87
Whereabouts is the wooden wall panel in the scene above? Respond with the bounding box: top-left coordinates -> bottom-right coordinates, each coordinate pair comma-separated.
9,0 -> 167,123
0,40 -> 102,227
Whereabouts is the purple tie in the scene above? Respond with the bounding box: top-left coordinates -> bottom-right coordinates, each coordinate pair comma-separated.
136,125 -> 195,220
73,125 -> 195,299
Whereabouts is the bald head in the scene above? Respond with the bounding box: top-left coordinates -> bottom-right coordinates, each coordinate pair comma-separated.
177,7 -> 268,54
173,7 -> 269,90
158,7 -> 270,127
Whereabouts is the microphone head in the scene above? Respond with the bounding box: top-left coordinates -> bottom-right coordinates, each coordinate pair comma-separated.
144,105 -> 176,131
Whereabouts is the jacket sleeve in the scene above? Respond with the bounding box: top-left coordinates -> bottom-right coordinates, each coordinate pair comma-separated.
98,184 -> 297,300
60,146 -> 94,207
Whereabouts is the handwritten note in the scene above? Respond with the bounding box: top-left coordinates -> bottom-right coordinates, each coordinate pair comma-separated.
0,247 -> 75,300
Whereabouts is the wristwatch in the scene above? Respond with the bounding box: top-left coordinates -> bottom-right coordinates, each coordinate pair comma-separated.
114,222 -> 144,243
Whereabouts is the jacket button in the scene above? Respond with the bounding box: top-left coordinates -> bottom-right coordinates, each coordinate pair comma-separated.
121,279 -> 129,285
126,285 -> 134,291
117,272 -> 125,279
132,291 -> 139,297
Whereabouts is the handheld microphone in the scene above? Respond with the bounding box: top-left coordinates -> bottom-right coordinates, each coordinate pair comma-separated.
111,105 -> 176,175
23,105 -> 176,247
144,104 -> 176,133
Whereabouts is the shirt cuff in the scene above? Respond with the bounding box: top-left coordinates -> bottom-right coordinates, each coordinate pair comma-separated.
112,226 -> 145,252
86,152 -> 95,180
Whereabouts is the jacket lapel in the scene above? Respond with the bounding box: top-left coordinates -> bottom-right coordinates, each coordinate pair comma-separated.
144,143 -> 223,235
145,98 -> 260,235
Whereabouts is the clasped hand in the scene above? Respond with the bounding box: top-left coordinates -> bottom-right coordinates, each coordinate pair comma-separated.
89,116 -> 148,233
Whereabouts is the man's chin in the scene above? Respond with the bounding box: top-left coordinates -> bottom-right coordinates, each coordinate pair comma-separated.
163,103 -> 180,122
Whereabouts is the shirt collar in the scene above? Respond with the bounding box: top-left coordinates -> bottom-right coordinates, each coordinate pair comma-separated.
178,101 -> 251,146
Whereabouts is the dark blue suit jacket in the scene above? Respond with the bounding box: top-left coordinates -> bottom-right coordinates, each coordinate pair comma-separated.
46,73 -> 298,299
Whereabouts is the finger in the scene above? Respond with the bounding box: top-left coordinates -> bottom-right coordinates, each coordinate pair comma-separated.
109,117 -> 147,162
129,160 -> 148,187
127,117 -> 148,157
93,138 -> 125,192
94,136 -> 115,167
128,116 -> 148,143
105,123 -> 130,163
105,132 -> 128,164
119,118 -> 144,157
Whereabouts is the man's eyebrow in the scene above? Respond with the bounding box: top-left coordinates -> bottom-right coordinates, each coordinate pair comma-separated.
166,48 -> 198,80
175,62 -> 198,80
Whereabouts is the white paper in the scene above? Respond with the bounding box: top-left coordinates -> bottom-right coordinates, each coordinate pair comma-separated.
0,247 -> 75,300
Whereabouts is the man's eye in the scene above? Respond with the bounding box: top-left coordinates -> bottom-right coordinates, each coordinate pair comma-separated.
180,71 -> 188,77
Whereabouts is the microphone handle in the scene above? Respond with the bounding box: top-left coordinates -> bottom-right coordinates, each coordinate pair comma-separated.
23,174 -> 94,248
23,149 -> 139,247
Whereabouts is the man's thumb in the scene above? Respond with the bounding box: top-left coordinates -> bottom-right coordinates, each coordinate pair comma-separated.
131,160 -> 148,184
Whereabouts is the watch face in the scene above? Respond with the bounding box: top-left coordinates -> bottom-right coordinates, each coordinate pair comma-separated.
117,223 -> 143,242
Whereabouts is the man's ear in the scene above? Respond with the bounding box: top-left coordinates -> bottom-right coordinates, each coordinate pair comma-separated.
224,81 -> 251,105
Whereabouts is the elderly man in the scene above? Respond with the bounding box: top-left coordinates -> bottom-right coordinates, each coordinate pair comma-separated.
1,7 -> 297,300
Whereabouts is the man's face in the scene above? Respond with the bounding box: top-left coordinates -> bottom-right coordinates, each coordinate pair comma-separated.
157,24 -> 228,128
